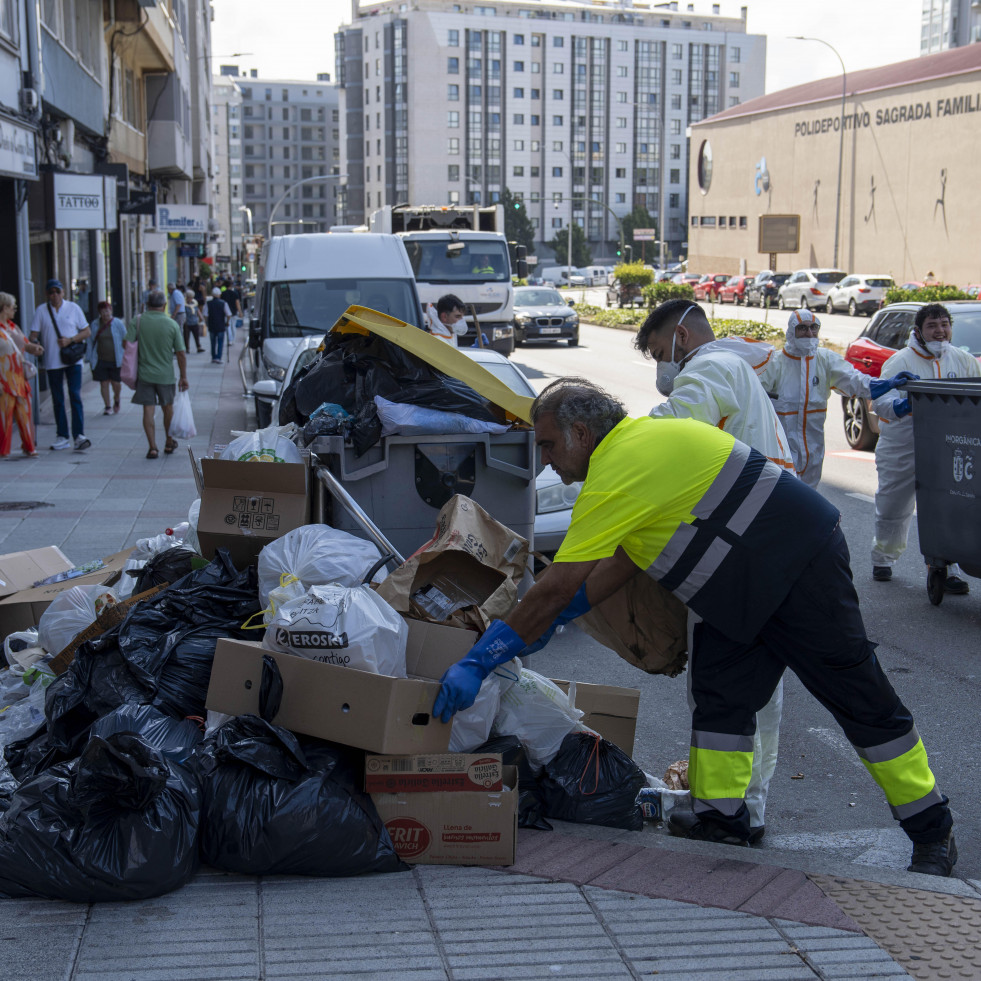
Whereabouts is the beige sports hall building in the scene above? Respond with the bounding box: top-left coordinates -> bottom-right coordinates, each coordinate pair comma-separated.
686,45 -> 981,285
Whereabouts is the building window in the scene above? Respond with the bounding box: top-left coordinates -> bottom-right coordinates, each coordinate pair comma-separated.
448,28 -> 459,45
530,165 -> 540,176
672,43 -> 683,59
552,115 -> 563,126
739,216 -> 748,228
553,63 -> 564,74
448,57 -> 459,73
448,165 -> 459,181
670,119 -> 681,135
514,60 -> 524,71
513,113 -> 525,124
670,144 -> 681,159
531,139 -> 540,150
700,216 -> 716,226
730,47 -> 740,63
616,117 -> 627,128
448,137 -> 459,153
513,165 -> 524,176
671,69 -> 682,84
671,94 -> 682,110
729,96 -> 740,107
553,36 -> 564,47
514,87 -> 524,97
553,140 -> 563,151
449,84 -> 459,100
614,168 -> 625,178
616,65 -> 628,77
514,33 -> 524,45
552,166 -> 563,177
514,139 -> 525,149
531,62 -> 540,73
615,192 -> 625,203
448,111 -> 459,128
615,142 -> 626,153
552,89 -> 563,100
729,71 -> 740,87
670,168 -> 680,183
531,34 -> 541,46
552,217 -> 563,228
617,40 -> 628,51
531,88 -> 540,99
616,92 -> 627,103
670,193 -> 679,208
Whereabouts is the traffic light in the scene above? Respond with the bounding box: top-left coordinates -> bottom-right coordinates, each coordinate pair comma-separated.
241,264 -> 247,272
514,201 -> 521,210
616,246 -> 622,257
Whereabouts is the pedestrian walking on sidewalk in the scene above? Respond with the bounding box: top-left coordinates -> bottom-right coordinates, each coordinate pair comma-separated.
87,301 -> 127,416
126,290 -> 188,459
205,288 -> 231,364
434,377 -> 958,877
0,292 -> 41,458
183,290 -> 204,353
28,278 -> 91,452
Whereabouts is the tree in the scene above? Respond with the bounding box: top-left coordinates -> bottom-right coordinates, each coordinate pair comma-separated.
547,222 -> 593,267
501,187 -> 535,261
620,204 -> 658,261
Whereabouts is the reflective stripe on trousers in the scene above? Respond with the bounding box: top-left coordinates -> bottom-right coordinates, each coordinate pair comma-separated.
854,725 -> 944,820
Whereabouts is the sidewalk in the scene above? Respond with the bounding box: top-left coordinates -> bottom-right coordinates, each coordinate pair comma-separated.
3,341 -> 981,981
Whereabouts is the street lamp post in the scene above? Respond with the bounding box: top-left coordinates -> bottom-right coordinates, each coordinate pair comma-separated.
238,205 -> 254,278
790,36 -> 846,269
266,174 -> 343,240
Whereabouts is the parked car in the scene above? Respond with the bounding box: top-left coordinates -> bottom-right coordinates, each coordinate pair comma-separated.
899,281 -> 925,291
693,274 -> 729,301
512,286 -> 579,346
606,279 -> 645,308
841,300 -> 981,450
744,271 -> 790,307
718,275 -> 751,305
962,284 -> 981,299
671,273 -> 701,286
252,335 -> 323,428
825,274 -> 894,317
777,268 -> 846,311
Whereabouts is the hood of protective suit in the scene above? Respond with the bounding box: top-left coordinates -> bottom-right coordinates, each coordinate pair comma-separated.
695,336 -> 775,377
784,329 -> 819,357
906,330 -> 938,359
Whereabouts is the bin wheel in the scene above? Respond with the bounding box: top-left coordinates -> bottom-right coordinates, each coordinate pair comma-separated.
927,566 -> 946,606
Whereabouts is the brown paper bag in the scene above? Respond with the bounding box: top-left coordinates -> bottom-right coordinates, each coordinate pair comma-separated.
376,495 -> 529,631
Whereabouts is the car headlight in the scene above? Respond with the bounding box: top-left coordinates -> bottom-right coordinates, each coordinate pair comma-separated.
493,326 -> 512,340
566,313 -> 579,325
515,315 -> 534,325
536,480 -> 583,514
263,360 -> 287,382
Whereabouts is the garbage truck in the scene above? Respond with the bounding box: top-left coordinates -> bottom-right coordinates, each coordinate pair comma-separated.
369,204 -> 527,357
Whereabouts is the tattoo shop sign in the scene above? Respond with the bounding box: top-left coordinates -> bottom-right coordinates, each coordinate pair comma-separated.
794,93 -> 981,138
48,173 -> 116,229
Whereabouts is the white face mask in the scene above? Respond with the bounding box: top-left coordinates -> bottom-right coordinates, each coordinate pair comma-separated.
796,337 -> 819,356
925,339 -> 949,358
654,305 -> 697,396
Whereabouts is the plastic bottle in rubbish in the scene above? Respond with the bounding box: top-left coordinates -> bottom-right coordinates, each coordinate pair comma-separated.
637,787 -> 692,822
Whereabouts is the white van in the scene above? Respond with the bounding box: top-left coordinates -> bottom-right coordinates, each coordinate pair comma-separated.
579,265 -> 610,287
538,266 -> 582,287
246,233 -> 425,420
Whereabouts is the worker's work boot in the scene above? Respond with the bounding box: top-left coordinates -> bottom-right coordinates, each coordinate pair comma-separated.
944,575 -> 970,595
667,810 -> 749,847
872,566 -> 892,582
908,831 -> 957,877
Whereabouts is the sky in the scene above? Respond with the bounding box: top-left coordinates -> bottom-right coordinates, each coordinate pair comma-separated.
211,0 -> 923,93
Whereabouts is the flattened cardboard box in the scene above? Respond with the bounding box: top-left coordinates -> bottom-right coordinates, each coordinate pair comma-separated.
371,766 -> 518,866
552,679 -> 640,757
0,549 -> 133,640
0,546 -> 73,599
206,617 -> 475,755
365,753 -> 503,793
196,458 -> 309,568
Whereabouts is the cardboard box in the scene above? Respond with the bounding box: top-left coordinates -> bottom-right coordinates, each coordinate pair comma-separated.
196,458 -> 310,568
0,546 -> 73,598
371,766 -> 518,866
0,549 -> 133,641
365,753 -> 503,794
206,617 -> 478,754
47,585 -> 167,675
552,680 -> 641,757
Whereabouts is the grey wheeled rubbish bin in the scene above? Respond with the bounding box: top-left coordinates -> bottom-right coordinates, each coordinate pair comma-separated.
906,378 -> 981,605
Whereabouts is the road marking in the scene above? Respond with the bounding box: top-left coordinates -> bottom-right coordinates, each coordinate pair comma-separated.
828,450 -> 876,462
806,726 -> 863,768
847,492 -> 876,504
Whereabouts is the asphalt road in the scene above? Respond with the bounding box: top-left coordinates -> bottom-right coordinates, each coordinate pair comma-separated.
511,321 -> 981,881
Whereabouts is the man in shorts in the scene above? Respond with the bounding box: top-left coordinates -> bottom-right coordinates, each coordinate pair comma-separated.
126,290 -> 188,459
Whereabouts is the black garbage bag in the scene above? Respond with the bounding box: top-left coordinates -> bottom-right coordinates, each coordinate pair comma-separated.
3,727 -> 73,787
474,735 -> 552,831
133,546 -> 200,594
350,399 -> 382,457
540,731 -> 644,831
193,715 -> 406,877
90,704 -> 203,764
295,331 -> 499,440
45,551 -> 260,755
0,731 -> 201,901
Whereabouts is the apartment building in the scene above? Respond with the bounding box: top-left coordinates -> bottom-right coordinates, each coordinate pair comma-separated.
212,72 -> 245,277
920,0 -> 981,53
334,0 -> 764,262
224,69 -> 341,238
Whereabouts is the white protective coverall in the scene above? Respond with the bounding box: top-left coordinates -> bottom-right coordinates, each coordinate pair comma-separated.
651,336 -> 791,830
871,334 -> 981,568
424,303 -> 469,344
760,330 -> 877,488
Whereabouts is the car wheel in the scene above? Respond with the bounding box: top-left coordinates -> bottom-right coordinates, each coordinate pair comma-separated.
842,395 -> 877,451
799,295 -> 809,310
848,299 -> 858,317
514,327 -> 524,347
778,294 -> 786,310
618,297 -> 624,308
567,333 -> 579,347
826,298 -> 834,314
255,397 -> 272,429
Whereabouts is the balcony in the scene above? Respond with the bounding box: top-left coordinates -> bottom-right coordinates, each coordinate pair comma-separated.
147,120 -> 192,178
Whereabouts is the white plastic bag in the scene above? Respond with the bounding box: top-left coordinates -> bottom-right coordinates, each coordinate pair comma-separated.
449,658 -> 521,752
118,528 -> 191,600
185,498 -> 201,554
37,585 -> 119,656
491,668 -> 584,771
263,583 -> 408,677
257,524 -> 387,606
3,629 -> 40,671
0,675 -> 50,752
170,390 -> 197,439
374,395 -> 510,437
221,423 -> 302,463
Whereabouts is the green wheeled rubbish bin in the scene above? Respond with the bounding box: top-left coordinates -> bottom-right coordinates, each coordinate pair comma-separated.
906,378 -> 981,605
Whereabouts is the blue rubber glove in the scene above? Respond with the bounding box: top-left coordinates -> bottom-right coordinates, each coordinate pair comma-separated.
433,619 -> 527,723
894,397 -> 912,418
521,583 -> 593,656
869,371 -> 919,400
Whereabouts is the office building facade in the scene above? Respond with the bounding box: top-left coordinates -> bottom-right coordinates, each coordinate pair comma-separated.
334,0 -> 764,262
920,0 -> 981,53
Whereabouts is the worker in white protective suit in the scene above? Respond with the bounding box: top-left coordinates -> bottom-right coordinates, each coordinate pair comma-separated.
424,293 -> 470,344
871,303 -> 981,590
635,298 -> 793,844
760,309 -> 918,488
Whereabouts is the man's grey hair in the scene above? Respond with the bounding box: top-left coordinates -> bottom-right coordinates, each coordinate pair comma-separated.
147,290 -> 167,309
531,377 -> 627,444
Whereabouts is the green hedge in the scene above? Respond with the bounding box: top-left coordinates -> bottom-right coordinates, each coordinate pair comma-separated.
883,285 -> 971,305
642,281 -> 696,306
577,304 -> 783,343
612,261 -> 655,287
